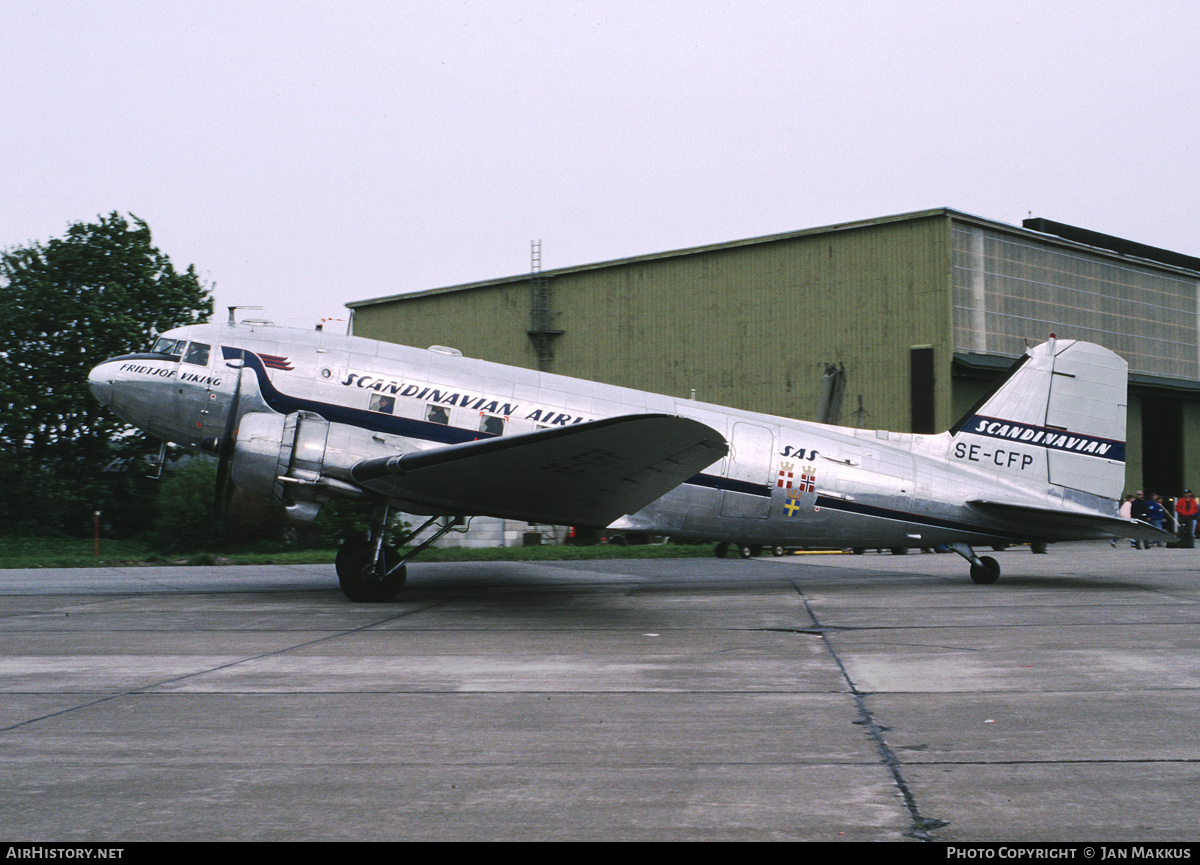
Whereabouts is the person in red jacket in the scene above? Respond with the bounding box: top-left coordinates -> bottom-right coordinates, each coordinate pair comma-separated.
1176,490 -> 1198,539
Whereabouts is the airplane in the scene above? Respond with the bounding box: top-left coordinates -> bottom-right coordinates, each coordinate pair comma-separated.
87,311 -> 1170,601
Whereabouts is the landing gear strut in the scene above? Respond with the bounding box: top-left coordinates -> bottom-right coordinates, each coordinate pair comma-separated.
947,542 -> 1001,584
335,506 -> 465,602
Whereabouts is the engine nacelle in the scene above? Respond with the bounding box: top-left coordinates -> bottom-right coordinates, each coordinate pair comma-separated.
232,411 -> 373,522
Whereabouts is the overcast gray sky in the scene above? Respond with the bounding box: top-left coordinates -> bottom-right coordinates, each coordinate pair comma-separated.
3,1 -> 1197,332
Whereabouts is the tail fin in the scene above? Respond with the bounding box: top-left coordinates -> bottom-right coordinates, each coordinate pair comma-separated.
949,338 -> 1127,500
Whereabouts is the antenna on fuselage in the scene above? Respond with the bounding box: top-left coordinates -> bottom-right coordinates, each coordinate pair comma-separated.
227,306 -> 264,325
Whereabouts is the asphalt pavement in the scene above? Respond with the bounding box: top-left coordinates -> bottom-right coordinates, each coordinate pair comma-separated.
1,541 -> 1197,842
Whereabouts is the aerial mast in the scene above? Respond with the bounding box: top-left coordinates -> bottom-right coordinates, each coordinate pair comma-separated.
527,240 -> 562,371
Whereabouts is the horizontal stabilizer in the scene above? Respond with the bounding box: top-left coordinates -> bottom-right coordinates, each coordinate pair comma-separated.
967,499 -> 1174,543
351,414 -> 728,527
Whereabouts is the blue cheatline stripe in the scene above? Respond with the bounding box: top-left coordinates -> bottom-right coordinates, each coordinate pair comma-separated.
227,346 -> 757,495
227,346 -> 490,445
674,480 -> 1018,538
683,474 -> 772,497
810,495 -> 1008,537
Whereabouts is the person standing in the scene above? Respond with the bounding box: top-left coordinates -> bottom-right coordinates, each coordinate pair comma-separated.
1147,495 -> 1167,546
1131,491 -> 1149,549
1113,494 -> 1135,547
1176,490 -> 1198,540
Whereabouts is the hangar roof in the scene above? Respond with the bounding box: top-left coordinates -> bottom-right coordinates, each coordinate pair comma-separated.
346,207 -> 1200,310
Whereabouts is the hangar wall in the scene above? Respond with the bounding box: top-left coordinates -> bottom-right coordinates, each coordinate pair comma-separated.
951,222 -> 1200,379
348,208 -> 1200,500
352,212 -> 956,434
948,217 -> 1200,497
352,278 -> 535,370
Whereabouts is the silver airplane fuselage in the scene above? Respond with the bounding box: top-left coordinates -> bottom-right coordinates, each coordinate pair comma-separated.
88,319 -> 1162,593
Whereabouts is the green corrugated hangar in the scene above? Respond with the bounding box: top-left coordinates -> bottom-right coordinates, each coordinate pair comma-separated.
347,208 -> 1200,500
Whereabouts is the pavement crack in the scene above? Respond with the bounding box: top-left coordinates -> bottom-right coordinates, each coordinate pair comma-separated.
0,600 -> 453,733
752,626 -> 858,635
793,583 -> 948,841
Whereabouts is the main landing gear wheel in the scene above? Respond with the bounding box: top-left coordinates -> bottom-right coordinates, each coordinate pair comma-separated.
334,508 -> 467,602
969,555 -> 1001,585
336,540 -> 407,603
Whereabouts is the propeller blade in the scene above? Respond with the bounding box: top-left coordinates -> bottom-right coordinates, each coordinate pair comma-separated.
214,354 -> 245,516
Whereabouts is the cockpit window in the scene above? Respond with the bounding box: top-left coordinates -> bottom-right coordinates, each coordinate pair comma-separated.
183,342 -> 211,366
151,337 -> 185,359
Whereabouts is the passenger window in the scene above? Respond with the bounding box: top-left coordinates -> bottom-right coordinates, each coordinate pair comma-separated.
370,394 -> 395,414
425,405 -> 449,425
479,415 -> 505,435
183,342 -> 211,366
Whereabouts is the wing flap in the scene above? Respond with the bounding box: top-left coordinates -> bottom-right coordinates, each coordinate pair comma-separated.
351,414 -> 727,527
967,499 -> 1173,542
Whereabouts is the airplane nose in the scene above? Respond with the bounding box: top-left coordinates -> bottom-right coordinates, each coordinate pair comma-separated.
87,362 -> 114,406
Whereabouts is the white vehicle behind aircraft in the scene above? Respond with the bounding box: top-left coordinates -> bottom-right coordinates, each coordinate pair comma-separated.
88,314 -> 1168,601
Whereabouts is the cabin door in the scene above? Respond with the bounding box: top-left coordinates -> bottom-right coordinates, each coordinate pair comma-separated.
719,422 -> 774,519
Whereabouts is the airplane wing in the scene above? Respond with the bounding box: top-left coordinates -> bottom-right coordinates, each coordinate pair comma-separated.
350,414 -> 728,527
966,499 -> 1175,543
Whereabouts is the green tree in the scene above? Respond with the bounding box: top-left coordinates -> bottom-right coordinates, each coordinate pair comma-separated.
150,460 -> 290,552
0,213 -> 212,535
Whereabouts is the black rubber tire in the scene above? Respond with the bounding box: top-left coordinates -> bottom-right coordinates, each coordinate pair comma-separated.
337,541 -> 406,602
969,555 -> 1001,585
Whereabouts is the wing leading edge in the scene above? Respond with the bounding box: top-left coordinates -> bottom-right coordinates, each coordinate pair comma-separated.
350,413 -> 728,527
